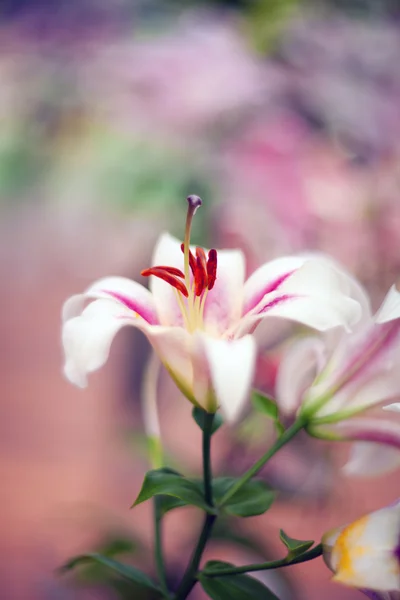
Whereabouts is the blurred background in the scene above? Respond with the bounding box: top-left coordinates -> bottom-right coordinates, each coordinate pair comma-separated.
1,0 -> 400,598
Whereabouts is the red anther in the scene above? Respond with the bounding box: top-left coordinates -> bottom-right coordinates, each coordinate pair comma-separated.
207,249 -> 217,290
142,265 -> 185,278
195,247 -> 208,274
141,267 -> 189,297
180,242 -> 196,275
193,247 -> 208,296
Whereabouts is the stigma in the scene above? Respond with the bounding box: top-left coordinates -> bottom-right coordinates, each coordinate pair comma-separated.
141,196 -> 218,331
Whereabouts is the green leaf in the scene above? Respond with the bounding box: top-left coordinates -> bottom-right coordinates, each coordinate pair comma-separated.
132,468 -> 214,513
199,561 -> 280,600
61,553 -> 160,592
192,407 -> 223,435
251,391 -> 278,419
279,529 -> 314,558
213,478 -> 276,517
157,495 -> 188,516
251,390 -> 285,436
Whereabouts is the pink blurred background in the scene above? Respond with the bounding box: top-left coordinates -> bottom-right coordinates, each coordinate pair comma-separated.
1,1 -> 400,598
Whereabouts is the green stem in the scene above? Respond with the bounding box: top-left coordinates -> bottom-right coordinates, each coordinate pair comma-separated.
218,417 -> 306,508
201,544 -> 323,578
174,411 -> 215,600
202,411 -> 214,506
154,497 -> 169,598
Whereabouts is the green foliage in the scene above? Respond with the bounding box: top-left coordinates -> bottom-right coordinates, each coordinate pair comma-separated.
251,391 -> 278,419
61,553 -> 161,593
279,529 -> 314,559
132,468 -> 275,519
132,468 -> 215,513
244,0 -> 302,54
251,391 -> 285,436
213,478 -> 276,517
192,407 -> 223,435
199,561 -> 280,600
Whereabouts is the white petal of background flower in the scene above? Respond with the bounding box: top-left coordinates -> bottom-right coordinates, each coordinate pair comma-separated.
330,503 -> 400,591
343,442 -> 400,477
276,336 -> 327,415
375,285 -> 400,324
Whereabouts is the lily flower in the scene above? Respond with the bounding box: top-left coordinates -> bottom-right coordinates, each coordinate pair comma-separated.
62,196 -> 361,422
276,285 -> 400,475
322,501 -> 400,595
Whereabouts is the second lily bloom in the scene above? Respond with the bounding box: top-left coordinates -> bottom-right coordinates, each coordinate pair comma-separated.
277,283 -> 400,475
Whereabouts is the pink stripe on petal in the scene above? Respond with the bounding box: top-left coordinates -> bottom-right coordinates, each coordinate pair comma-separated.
244,270 -> 295,314
257,294 -> 297,314
334,321 -> 400,390
103,290 -> 159,325
327,418 -> 400,450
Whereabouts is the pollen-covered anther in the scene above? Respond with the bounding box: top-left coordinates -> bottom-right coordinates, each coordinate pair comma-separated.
207,249 -> 217,290
141,266 -> 189,297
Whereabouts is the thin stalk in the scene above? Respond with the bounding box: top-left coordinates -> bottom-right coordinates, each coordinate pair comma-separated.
174,411 -> 215,600
202,411 -> 214,506
154,497 -> 169,598
201,544 -> 323,578
219,418 -> 306,508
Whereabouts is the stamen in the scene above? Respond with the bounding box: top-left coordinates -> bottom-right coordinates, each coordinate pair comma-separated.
141,267 -> 189,297
194,247 -> 208,297
207,249 -> 217,290
183,195 -> 203,288
142,265 -> 185,278
180,243 -> 196,275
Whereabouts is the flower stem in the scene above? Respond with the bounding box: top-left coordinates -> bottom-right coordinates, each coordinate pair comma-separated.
218,417 -> 306,508
174,412 -> 215,600
200,543 -> 323,578
202,411 -> 214,506
154,497 -> 169,598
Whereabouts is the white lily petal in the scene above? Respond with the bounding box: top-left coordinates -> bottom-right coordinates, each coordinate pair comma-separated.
383,403 -> 400,412
239,260 -> 361,339
200,334 -> 256,422
143,325 -> 198,404
277,260 -> 362,329
62,298 -> 148,388
322,525 -> 345,571
314,417 -> 400,450
191,333 -> 214,412
243,256 -> 306,315
149,233 -> 186,326
316,372 -> 400,419
375,286 -> 400,324
62,276 -> 159,324
300,252 -> 372,326
276,337 -> 327,415
343,442 -> 400,477
203,248 -> 245,334
330,504 -> 400,591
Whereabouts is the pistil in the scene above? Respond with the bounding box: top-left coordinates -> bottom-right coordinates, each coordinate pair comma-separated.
184,195 -> 202,291
141,195 -> 218,333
